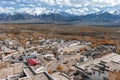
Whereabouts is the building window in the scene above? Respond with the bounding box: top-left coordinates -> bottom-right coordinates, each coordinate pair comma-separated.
99,72 -> 100,76
93,71 -> 95,75
103,77 -> 109,80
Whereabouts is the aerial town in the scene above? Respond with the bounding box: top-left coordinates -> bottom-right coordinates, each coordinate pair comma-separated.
0,0 -> 120,80
0,27 -> 120,80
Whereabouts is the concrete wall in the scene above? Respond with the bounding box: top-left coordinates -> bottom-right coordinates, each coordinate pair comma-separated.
90,70 -> 108,80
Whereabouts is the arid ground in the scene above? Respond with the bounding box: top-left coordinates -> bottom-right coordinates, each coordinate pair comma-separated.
0,24 -> 120,53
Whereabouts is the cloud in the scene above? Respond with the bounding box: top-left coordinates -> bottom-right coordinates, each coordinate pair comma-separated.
19,4 -> 35,7
0,7 -> 5,12
0,0 -> 120,15
1,0 -> 120,7
0,1 -> 16,5
43,0 -> 55,5
0,7 -> 14,13
37,0 -> 120,7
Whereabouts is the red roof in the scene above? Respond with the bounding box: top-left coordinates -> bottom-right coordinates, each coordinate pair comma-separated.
27,58 -> 39,66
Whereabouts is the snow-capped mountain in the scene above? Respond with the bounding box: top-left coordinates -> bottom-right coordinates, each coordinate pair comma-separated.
18,8 -> 61,16
107,10 -> 120,15
96,9 -> 120,15
0,5 -> 90,16
0,9 -> 120,23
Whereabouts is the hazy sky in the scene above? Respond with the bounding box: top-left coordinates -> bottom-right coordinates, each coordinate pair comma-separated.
0,0 -> 120,15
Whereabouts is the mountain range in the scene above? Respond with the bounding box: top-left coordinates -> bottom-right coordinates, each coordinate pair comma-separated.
0,9 -> 120,25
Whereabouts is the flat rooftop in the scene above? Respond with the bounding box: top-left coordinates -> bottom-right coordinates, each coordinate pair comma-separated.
24,68 -> 49,80
51,72 -> 69,80
63,45 -> 89,53
78,53 -> 120,70
0,63 -> 24,79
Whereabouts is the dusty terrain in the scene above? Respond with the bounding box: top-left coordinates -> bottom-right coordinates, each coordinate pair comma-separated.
0,24 -> 120,52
